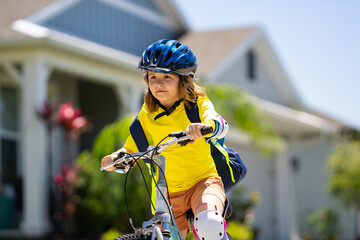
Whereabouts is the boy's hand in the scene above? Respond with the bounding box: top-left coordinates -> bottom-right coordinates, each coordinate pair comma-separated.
186,123 -> 211,143
101,155 -> 117,171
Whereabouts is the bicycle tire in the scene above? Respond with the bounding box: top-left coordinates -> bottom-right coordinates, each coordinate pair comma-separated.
114,233 -> 151,240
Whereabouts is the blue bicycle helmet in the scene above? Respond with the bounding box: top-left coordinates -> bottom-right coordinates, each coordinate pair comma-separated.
138,39 -> 197,76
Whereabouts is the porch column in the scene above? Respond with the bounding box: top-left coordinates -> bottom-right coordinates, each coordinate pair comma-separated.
275,143 -> 299,240
20,56 -> 52,236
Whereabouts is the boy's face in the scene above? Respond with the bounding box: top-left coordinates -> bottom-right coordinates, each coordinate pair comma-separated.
147,72 -> 180,108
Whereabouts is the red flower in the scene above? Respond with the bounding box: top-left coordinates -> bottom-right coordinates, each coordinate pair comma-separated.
53,174 -> 64,185
36,102 -> 54,121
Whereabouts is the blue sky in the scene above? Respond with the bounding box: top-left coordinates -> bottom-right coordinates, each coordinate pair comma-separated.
173,0 -> 360,129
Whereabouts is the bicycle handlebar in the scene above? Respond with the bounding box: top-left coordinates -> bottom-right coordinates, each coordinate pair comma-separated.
100,126 -> 213,172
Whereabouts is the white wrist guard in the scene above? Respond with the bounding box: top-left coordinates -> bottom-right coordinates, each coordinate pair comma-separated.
209,115 -> 229,140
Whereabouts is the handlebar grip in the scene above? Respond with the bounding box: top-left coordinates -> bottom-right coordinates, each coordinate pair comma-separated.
201,126 -> 213,136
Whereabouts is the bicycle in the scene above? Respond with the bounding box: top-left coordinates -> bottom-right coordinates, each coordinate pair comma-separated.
100,126 -> 232,240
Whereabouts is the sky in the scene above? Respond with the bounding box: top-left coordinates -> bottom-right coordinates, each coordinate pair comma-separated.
172,0 -> 360,130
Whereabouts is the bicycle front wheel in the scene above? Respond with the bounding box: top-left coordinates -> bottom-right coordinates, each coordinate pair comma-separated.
114,233 -> 151,240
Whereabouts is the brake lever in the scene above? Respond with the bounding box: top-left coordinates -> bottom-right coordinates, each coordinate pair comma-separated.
179,139 -> 192,146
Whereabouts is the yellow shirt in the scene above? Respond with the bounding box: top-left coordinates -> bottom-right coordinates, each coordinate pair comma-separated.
121,96 -> 219,193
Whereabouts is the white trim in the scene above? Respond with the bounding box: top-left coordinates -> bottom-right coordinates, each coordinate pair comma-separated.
98,0 -> 179,30
12,20 -> 50,39
26,0 -> 82,23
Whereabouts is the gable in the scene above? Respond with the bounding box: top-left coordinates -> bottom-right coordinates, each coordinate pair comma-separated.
221,49 -> 285,105
17,0 -> 186,56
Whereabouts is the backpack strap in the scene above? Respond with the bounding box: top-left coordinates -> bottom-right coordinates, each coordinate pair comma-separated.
129,116 -> 155,172
129,116 -> 157,214
210,139 -> 235,183
130,116 -> 149,152
185,101 -> 201,123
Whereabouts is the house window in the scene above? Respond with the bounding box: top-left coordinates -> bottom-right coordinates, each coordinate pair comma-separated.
1,86 -> 18,131
1,139 -> 17,183
0,85 -> 20,184
247,49 -> 256,81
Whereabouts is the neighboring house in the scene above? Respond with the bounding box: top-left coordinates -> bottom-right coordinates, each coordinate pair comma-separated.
180,29 -> 355,239
0,0 -> 355,239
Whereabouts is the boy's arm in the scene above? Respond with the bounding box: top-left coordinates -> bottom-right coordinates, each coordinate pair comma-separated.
198,96 -> 229,139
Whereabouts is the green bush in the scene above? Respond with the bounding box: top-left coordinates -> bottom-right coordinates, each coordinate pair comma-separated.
327,140 -> 360,209
101,228 -> 122,240
75,115 -> 153,237
227,221 -> 254,240
306,207 -> 339,240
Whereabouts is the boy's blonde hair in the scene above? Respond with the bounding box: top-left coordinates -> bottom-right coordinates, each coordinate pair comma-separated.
143,73 -> 206,112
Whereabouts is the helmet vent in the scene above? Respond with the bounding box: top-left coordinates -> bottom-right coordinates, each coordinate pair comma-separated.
146,50 -> 151,60
164,51 -> 172,62
155,49 -> 161,58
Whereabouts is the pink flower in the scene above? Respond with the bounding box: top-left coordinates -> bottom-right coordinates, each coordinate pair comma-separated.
65,169 -> 77,184
57,103 -> 82,130
71,116 -> 88,131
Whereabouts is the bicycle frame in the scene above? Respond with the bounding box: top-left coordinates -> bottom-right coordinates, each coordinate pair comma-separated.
140,153 -> 182,240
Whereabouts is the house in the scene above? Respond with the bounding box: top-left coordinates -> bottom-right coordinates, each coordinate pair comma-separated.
0,0 -> 355,239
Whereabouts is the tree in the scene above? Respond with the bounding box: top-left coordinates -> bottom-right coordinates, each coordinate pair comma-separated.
204,83 -> 282,156
327,139 -> 360,239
